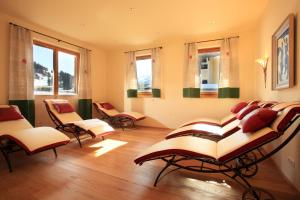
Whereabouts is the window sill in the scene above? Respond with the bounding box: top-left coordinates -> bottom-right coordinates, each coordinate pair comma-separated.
34,93 -> 78,96
200,92 -> 218,98
138,92 -> 153,98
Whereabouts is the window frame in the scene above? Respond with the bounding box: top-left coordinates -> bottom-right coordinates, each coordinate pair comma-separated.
198,47 -> 220,98
135,54 -> 153,97
33,40 -> 80,96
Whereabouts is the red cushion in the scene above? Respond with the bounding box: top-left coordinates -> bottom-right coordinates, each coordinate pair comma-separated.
53,103 -> 74,113
100,103 -> 114,110
231,102 -> 248,114
236,105 -> 260,120
0,107 -> 24,121
241,108 -> 278,133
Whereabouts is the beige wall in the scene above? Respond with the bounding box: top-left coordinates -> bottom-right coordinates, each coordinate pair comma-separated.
254,0 -> 300,191
106,30 -> 257,129
0,12 -> 107,127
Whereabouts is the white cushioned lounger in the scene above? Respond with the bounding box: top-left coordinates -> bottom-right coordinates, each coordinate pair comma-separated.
166,118 -> 240,139
94,102 -> 145,121
44,99 -> 114,146
136,103 -> 300,164
166,101 -> 295,140
178,100 -> 262,128
135,127 -> 276,164
179,113 -> 236,128
0,105 -> 70,171
134,104 -> 300,199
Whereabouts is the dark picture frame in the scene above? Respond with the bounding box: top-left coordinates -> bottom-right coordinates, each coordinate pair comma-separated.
272,14 -> 295,90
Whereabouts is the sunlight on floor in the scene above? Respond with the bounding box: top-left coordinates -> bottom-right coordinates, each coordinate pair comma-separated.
185,178 -> 232,189
205,180 -> 232,189
89,139 -> 128,157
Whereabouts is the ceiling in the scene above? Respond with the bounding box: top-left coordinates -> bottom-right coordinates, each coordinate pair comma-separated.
0,0 -> 268,50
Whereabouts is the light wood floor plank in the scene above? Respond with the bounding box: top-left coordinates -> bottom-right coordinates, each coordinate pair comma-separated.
0,127 -> 299,200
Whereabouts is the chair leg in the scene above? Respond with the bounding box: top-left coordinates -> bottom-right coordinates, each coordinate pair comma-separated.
73,133 -> 82,148
52,148 -> 57,158
154,162 -> 172,186
0,148 -> 12,173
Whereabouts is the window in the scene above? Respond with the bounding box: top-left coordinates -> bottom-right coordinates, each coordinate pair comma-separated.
33,41 -> 79,95
198,47 -> 220,97
136,55 -> 152,94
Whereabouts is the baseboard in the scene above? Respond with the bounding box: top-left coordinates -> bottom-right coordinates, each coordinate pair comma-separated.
261,147 -> 300,194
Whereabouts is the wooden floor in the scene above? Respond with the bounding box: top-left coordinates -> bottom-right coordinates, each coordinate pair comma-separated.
0,127 -> 299,200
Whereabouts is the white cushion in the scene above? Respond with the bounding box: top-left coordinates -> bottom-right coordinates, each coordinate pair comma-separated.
179,113 -> 235,128
167,119 -> 240,139
72,119 -> 109,131
95,102 -> 145,120
0,119 -> 33,136
135,127 -> 276,164
217,127 -> 275,160
271,102 -> 300,112
72,119 -> 114,137
44,99 -> 83,124
8,127 -> 70,152
135,136 -> 218,163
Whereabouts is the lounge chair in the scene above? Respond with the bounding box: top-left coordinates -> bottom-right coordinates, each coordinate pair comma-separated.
178,100 -> 277,128
166,103 -> 261,140
178,100 -> 261,128
134,104 -> 300,199
165,102 -> 292,140
44,99 -> 115,147
93,102 -> 145,129
0,105 -> 70,172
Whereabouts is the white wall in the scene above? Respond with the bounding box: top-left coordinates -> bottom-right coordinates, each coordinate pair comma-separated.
0,12 -> 108,127
107,30 -> 257,128
254,0 -> 300,191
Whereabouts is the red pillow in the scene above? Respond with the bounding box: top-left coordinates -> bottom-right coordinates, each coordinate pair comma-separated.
100,103 -> 114,110
0,107 -> 24,121
241,108 -> 278,133
231,102 -> 248,113
53,103 -> 74,113
236,105 -> 260,120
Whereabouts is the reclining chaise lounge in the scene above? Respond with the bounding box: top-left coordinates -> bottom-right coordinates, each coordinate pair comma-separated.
134,103 -> 300,199
44,99 -> 115,147
166,101 -> 282,140
0,105 -> 70,172
178,100 -> 274,128
93,102 -> 145,129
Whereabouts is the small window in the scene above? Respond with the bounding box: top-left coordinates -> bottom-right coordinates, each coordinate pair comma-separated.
136,55 -> 152,94
58,51 -> 76,94
33,41 -> 79,95
198,48 -> 220,97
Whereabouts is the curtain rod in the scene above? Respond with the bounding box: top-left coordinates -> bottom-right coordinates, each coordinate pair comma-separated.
124,46 -> 162,54
9,22 -> 92,51
184,36 -> 239,45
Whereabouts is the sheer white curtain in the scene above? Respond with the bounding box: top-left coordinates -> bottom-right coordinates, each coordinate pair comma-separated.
151,47 -> 161,97
126,52 -> 138,97
183,43 -> 200,97
9,24 -> 35,125
9,25 -> 34,100
219,37 -> 239,98
78,48 -> 92,119
78,48 -> 92,99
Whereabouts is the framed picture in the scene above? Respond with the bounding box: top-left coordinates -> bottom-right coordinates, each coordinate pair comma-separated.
272,13 -> 295,90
